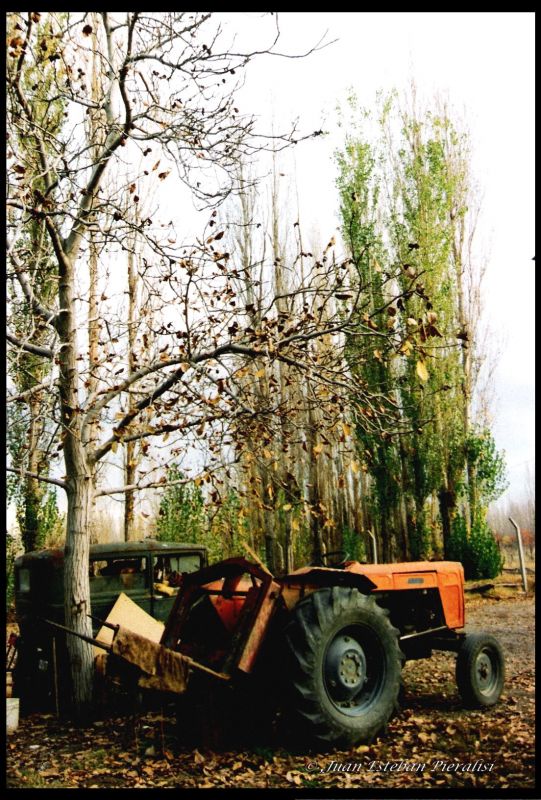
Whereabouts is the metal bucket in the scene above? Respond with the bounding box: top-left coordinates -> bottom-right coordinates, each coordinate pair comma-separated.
6,697 -> 19,733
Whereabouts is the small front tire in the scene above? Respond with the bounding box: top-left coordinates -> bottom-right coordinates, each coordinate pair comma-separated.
456,633 -> 505,708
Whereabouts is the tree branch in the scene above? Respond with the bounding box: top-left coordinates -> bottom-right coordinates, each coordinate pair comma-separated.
7,238 -> 59,328
7,378 -> 56,403
6,466 -> 67,490
9,13 -> 56,194
63,14 -> 137,259
7,331 -> 53,359
95,475 -> 191,497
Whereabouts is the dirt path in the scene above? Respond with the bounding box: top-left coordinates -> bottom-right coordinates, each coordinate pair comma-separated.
6,594 -> 535,790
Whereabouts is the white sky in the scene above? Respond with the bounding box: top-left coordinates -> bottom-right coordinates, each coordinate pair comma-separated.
228,11 -> 535,507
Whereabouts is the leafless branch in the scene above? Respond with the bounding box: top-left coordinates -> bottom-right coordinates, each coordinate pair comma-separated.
7,331 -> 53,359
6,466 -> 67,490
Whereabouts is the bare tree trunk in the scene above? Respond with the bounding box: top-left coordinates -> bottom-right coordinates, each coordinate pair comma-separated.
307,411 -> 324,565
124,218 -> 138,542
356,470 -> 367,536
63,469 -> 94,717
58,245 -> 95,715
398,437 -> 412,560
60,373 -> 95,716
87,239 -> 99,545
453,219 -> 474,533
86,18 -> 102,546
271,159 -> 291,572
21,395 -> 45,552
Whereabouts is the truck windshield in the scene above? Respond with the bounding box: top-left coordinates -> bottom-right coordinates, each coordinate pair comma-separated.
89,557 -> 148,593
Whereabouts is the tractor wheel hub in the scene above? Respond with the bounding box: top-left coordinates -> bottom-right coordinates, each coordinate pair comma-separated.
325,634 -> 367,700
476,653 -> 493,687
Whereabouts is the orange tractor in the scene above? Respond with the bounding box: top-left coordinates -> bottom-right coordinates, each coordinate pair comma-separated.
52,554 -> 505,750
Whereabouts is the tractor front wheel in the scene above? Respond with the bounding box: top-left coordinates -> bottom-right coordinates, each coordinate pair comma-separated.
283,587 -> 402,750
456,633 -> 505,708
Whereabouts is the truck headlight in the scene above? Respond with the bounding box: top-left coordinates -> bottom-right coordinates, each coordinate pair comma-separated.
18,568 -> 30,592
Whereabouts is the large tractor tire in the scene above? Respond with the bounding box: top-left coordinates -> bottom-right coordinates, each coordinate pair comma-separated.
283,587 -> 402,750
456,633 -> 505,708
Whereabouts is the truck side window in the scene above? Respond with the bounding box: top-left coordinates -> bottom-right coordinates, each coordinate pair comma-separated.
153,554 -> 202,585
153,553 -> 202,594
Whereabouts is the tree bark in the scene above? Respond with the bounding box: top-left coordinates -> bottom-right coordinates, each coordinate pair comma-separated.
87,238 -> 100,545
124,215 -> 139,541
63,453 -> 94,718
20,396 -> 46,552
57,239 -> 95,715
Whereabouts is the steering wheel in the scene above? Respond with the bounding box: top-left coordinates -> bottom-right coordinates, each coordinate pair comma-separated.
318,550 -> 349,568
168,571 -> 183,587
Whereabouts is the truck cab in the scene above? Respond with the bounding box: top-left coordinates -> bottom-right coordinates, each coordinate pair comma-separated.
13,540 -> 207,712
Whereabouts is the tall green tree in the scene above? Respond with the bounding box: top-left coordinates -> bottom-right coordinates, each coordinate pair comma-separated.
7,12 -> 65,553
336,135 -> 405,561
336,91 -> 506,562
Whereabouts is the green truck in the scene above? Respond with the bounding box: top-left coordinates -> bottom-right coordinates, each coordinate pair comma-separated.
13,539 -> 207,712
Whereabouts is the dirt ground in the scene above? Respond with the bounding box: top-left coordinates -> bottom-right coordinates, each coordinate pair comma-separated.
5,590 -> 535,790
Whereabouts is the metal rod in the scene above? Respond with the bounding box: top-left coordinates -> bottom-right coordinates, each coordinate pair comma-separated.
400,625 -> 449,641
42,619 -> 113,652
52,636 -> 60,718
87,614 -> 119,632
509,517 -> 528,592
181,654 -> 230,681
366,529 -> 378,564
43,619 -> 227,682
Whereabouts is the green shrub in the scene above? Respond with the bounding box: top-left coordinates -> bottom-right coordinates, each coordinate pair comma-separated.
467,514 -> 503,579
156,464 -> 253,563
342,526 -> 366,562
409,512 -> 430,561
156,465 -> 207,544
447,513 -> 502,579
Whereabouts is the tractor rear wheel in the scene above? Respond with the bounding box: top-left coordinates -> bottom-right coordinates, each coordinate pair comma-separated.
283,587 -> 402,750
456,633 -> 505,708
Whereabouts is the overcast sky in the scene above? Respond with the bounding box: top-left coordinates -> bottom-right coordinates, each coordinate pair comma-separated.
228,11 -> 535,507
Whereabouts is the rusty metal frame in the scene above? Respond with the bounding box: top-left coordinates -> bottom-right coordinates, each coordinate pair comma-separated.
161,557 -> 281,677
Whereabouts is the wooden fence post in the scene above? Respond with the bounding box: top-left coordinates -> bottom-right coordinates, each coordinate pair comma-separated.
509,517 -> 528,592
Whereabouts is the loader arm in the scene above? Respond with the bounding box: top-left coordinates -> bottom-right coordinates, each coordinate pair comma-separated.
161,557 -> 282,676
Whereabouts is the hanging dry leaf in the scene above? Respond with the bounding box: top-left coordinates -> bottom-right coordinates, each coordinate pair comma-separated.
416,360 -> 429,382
